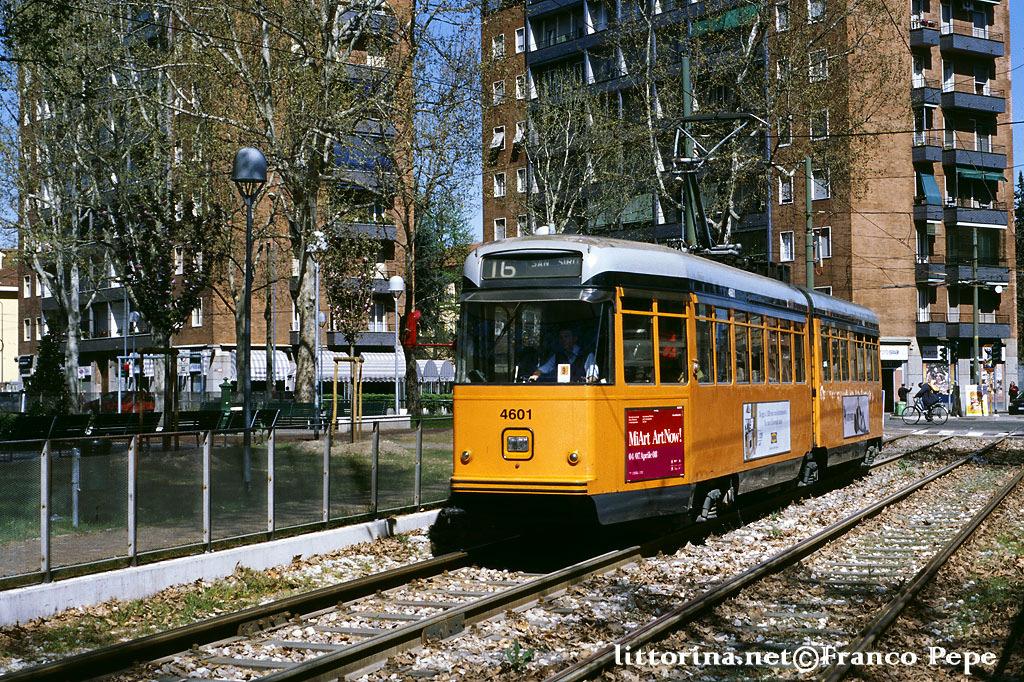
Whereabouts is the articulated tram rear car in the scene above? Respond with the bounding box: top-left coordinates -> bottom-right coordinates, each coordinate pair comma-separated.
440,236 -> 881,539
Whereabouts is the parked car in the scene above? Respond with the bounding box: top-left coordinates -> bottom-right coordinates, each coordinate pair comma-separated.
1009,393 -> 1024,415
86,390 -> 156,414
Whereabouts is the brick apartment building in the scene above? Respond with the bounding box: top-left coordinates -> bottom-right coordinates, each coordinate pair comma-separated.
481,0 -> 1016,410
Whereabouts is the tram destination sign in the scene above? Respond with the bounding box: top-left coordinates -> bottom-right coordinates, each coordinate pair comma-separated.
482,254 -> 583,280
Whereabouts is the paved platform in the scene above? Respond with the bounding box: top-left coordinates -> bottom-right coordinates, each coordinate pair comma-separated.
884,413 -> 1024,439
0,509 -> 439,626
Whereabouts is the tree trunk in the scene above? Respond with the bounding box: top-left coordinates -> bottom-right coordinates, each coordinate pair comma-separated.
63,266 -> 83,413
155,331 -> 178,435
294,249 -> 318,403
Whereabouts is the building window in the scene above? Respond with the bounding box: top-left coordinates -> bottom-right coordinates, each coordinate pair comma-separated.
492,80 -> 505,105
780,232 -> 795,262
492,34 -> 505,59
515,75 -> 526,100
777,57 -> 790,81
291,301 -> 299,332
815,286 -> 832,295
808,0 -> 825,22
515,27 -> 526,53
23,275 -> 31,297
810,109 -> 828,140
490,125 -> 505,150
35,317 -> 41,340
517,214 -> 528,235
775,1 -> 790,30
516,167 -> 527,193
369,299 -> 387,331
812,168 -> 830,200
493,172 -> 506,197
40,316 -> 47,337
514,120 -> 526,145
809,50 -> 827,82
191,299 -> 203,327
779,173 -> 794,204
23,318 -> 31,341
779,116 -> 792,146
494,218 -> 507,240
34,275 -> 42,296
174,246 -> 184,275
815,226 -> 832,260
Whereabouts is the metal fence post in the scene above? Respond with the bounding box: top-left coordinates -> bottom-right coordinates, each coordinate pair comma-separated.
203,430 -> 212,550
267,427 -> 275,535
370,422 -> 379,515
40,439 -> 51,580
322,426 -> 331,524
71,447 -> 81,529
127,435 -> 138,565
414,423 -> 423,507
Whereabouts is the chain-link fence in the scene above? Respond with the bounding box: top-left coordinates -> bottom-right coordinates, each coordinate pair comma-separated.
0,417 -> 453,586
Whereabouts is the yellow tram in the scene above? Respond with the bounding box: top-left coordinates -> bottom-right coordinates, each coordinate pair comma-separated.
431,236 -> 882,550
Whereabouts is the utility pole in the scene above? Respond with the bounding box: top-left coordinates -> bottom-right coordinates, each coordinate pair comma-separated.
805,157 -> 814,289
972,225 -> 980,384
681,55 -> 696,247
265,239 -> 275,401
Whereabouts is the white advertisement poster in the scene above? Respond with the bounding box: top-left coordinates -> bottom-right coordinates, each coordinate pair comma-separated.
742,401 -> 791,461
843,394 -> 870,437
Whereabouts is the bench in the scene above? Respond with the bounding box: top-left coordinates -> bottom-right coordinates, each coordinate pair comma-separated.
83,412 -> 163,455
269,402 -> 321,429
0,415 -> 56,460
173,410 -> 224,432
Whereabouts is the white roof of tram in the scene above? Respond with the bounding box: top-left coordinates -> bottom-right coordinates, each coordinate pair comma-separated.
466,235 -> 878,327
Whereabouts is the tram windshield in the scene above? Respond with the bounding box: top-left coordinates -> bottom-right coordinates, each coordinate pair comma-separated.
458,301 -> 613,384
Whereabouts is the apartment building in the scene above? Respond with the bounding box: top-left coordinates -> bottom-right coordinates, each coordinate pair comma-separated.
482,0 -> 1016,410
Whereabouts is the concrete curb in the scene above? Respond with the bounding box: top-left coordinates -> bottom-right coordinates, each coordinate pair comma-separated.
0,509 -> 440,626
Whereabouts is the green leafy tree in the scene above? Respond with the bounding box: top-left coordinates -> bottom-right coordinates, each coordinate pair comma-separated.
414,194 -> 472,351
24,331 -> 71,416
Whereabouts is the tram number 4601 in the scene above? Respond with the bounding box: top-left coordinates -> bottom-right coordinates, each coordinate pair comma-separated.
500,408 -> 532,420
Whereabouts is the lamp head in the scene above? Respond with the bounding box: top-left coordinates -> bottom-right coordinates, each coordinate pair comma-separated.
388,275 -> 405,298
231,147 -> 268,200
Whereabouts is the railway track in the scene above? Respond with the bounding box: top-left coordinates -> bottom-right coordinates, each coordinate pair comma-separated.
0,435 -> 982,682
544,435 -> 1021,681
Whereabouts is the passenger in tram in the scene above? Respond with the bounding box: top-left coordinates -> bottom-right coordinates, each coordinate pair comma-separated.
529,327 -> 597,382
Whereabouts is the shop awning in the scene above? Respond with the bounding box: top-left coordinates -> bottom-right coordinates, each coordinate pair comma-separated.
916,172 -> 942,204
416,359 -> 455,382
319,350 -> 406,381
956,167 -> 1005,182
230,350 -> 292,381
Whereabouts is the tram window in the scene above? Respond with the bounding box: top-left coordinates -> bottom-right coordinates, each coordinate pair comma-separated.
768,328 -> 781,383
659,299 -> 686,315
822,333 -> 831,382
780,332 -> 792,383
871,343 -> 879,381
750,316 -> 764,383
840,336 -> 850,382
695,315 -> 713,384
715,309 -> 732,384
623,314 -> 655,384
657,315 -> 687,383
793,330 -> 805,383
459,300 -> 611,384
735,325 -> 750,383
859,342 -> 868,382
622,297 -> 653,312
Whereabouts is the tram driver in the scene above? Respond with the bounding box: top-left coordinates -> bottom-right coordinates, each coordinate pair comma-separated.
528,327 -> 598,383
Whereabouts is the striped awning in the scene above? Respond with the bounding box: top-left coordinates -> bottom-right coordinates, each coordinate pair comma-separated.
231,350 -> 292,381
319,350 -> 406,381
416,359 -> 455,382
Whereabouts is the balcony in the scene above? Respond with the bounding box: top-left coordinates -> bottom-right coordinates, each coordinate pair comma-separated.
941,79 -> 1005,114
939,24 -> 1004,58
526,0 -> 584,19
914,254 -> 946,283
912,131 -> 942,163
916,312 -> 1011,340
941,136 -> 1006,171
945,256 -> 1010,285
530,29 -> 601,66
913,195 -> 943,222
911,77 -> 941,107
943,199 -> 1008,228
909,17 -> 940,47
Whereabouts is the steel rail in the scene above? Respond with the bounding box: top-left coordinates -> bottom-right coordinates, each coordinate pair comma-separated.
260,547 -> 642,681
821,464 -> 1024,682
870,435 -> 954,468
0,552 -> 473,682
543,435 -> 1009,682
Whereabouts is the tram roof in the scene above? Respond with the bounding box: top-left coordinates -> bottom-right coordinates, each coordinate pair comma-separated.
466,235 -> 878,329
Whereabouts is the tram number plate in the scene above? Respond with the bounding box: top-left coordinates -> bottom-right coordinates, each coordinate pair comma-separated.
500,408 -> 532,420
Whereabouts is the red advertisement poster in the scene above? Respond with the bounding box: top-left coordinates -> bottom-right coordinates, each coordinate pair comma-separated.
625,406 -> 684,483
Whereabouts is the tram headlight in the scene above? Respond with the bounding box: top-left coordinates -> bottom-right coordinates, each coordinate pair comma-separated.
506,436 -> 530,453
460,450 -> 472,464
567,450 -> 580,466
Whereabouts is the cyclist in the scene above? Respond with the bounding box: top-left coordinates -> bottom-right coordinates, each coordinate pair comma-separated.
915,382 -> 941,420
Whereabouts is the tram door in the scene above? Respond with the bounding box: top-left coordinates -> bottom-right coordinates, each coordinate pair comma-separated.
881,366 -> 895,414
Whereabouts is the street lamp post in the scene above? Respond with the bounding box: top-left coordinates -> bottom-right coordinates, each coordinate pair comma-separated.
389,276 -> 405,416
232,147 -> 268,490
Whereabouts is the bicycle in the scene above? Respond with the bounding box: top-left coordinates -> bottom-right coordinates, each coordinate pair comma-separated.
901,397 -> 949,426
